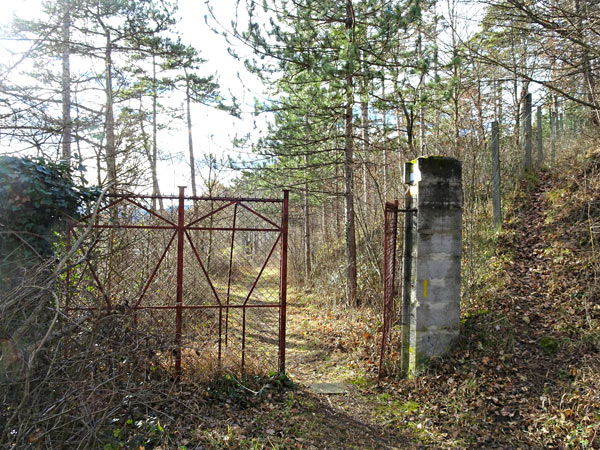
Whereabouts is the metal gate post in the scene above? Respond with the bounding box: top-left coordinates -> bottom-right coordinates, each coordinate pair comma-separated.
279,190 -> 289,373
175,186 -> 186,380
379,200 -> 399,379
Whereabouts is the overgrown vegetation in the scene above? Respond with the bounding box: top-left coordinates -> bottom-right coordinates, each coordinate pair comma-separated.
0,156 -> 98,260
1,0 -> 600,447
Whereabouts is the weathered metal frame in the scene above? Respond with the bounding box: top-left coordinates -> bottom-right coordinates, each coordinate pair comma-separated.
379,201 -> 416,379
66,188 -> 289,379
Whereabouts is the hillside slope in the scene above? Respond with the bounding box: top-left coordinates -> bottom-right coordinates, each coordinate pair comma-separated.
375,152 -> 600,448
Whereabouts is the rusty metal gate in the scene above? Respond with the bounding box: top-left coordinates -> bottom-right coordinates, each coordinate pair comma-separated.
378,199 -> 415,378
379,201 -> 399,378
65,188 -> 288,379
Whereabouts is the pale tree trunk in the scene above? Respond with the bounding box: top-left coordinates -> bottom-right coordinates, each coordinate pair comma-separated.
335,162 -> 341,235
321,201 -> 327,243
394,75 -> 404,180
418,24 -> 426,156
576,0 -> 600,126
138,93 -> 151,175
495,78 -> 503,125
105,32 -> 117,192
303,152 -> 311,281
396,106 -> 403,180
344,0 -> 358,307
361,96 -> 369,215
186,74 -> 197,198
104,31 -> 117,303
517,80 -> 530,151
151,55 -> 163,211
449,0 -> 460,156
433,9 -> 440,149
61,2 -> 72,164
381,76 -> 388,200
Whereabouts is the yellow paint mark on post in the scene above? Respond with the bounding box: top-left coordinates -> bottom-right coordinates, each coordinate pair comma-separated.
423,280 -> 428,298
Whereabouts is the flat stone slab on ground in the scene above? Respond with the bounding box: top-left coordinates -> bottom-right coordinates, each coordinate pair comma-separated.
309,382 -> 348,394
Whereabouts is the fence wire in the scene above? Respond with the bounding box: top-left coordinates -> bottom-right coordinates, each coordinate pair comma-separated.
379,200 -> 399,378
65,190 -> 288,380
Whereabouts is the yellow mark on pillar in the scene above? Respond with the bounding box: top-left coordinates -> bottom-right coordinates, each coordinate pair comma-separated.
423,280 -> 428,298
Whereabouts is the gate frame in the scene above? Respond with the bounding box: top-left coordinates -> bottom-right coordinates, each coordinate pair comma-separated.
378,199 -> 416,378
66,188 -> 289,379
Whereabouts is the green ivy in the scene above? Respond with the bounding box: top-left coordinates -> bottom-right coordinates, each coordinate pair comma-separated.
0,156 -> 99,259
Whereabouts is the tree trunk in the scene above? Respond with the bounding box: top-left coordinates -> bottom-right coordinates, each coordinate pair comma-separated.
105,32 -> 117,192
321,201 -> 327,243
576,0 -> 600,126
344,0 -> 358,307
61,2 -> 71,164
418,26 -> 426,156
303,152 -> 311,281
186,75 -> 197,198
151,55 -> 163,211
381,76 -> 388,200
361,96 -> 369,216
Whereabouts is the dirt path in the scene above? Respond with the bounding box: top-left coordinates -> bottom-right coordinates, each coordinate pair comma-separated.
279,298 -> 410,449
190,164 -> 599,449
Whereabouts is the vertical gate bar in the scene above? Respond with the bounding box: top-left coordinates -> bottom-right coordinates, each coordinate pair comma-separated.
225,202 -> 238,347
379,207 -> 390,378
379,201 -> 398,379
175,186 -> 185,381
241,308 -> 246,373
279,190 -> 289,373
218,307 -> 223,367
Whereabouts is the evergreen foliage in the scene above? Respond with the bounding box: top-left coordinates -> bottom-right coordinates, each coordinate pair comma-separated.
0,156 -> 98,259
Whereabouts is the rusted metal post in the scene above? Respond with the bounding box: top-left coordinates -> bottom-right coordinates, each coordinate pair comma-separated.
175,186 -> 186,380
379,200 -> 399,379
279,190 -> 289,373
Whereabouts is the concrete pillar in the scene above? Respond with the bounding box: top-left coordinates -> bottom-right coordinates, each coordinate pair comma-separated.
402,156 -> 462,376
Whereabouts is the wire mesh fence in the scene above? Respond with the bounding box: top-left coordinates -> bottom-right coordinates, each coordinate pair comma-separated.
379,201 -> 399,378
65,189 -> 288,380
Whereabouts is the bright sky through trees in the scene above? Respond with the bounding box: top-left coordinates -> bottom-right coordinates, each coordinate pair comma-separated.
0,0 -> 268,193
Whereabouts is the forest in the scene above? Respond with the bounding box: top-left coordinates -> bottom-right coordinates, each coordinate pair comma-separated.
1,0 -> 599,448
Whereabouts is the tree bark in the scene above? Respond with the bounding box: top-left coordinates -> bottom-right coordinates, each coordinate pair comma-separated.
151,55 -> 163,210
303,152 -> 311,281
104,31 -> 117,192
381,76 -> 388,200
344,0 -> 358,307
186,74 -> 197,198
61,1 -> 72,164
361,96 -> 369,215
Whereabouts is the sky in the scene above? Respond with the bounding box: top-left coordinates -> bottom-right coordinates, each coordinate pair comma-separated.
0,0 -> 270,195
0,0 -> 490,195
